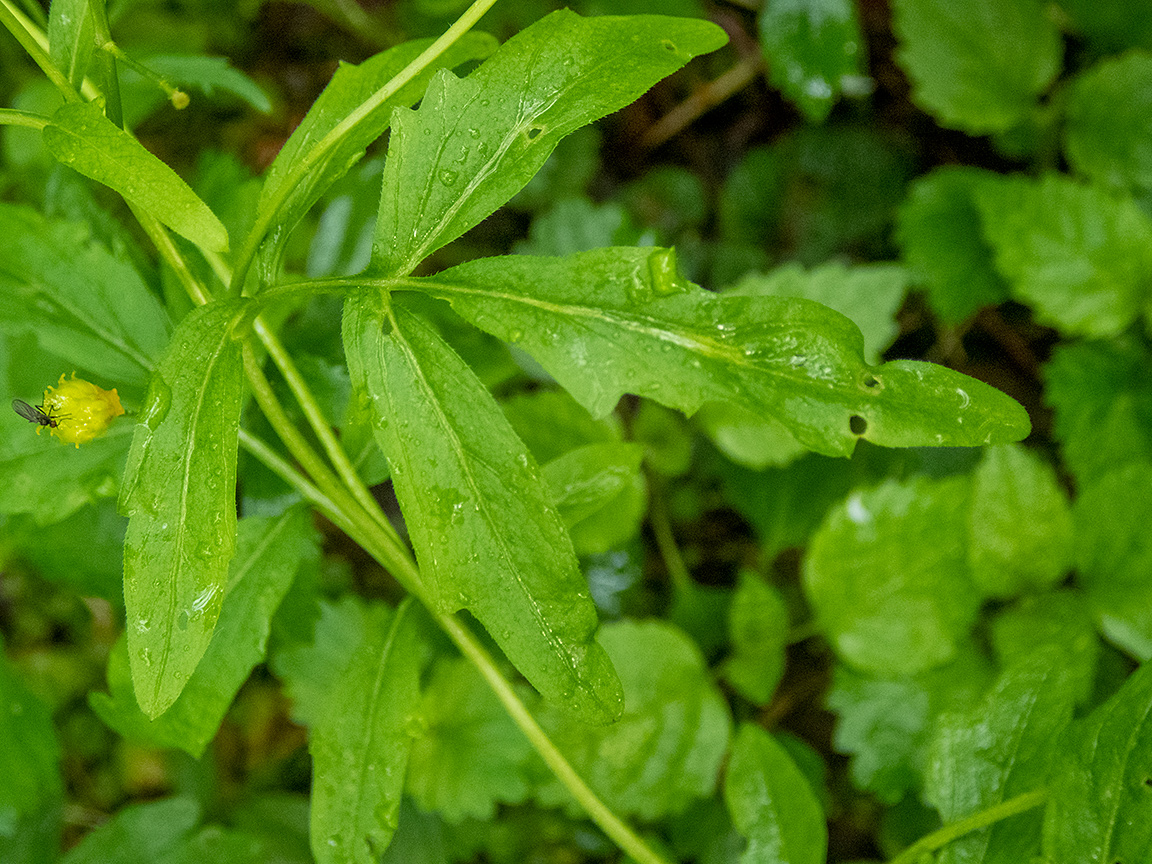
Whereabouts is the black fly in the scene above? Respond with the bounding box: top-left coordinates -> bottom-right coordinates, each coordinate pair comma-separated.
12,399 -> 62,429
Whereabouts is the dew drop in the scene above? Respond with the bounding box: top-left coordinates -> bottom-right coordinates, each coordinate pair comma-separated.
438,169 -> 458,186
140,374 -> 172,431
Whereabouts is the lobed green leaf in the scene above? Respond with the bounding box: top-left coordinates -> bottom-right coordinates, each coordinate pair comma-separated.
43,101 -> 229,252
536,619 -> 732,820
543,441 -> 646,556
405,657 -> 533,822
721,571 -> 789,706
90,507 -> 318,756
973,173 -> 1152,338
1064,52 -> 1152,190
1075,462 -> 1152,661
724,723 -> 827,864
925,651 -> 1075,864
342,292 -> 624,724
415,248 -> 1031,457
895,166 -> 1009,324
119,299 -> 247,718
371,9 -> 728,276
804,475 -> 979,676
309,600 -> 427,864
891,0 -> 1060,134
1042,660 -> 1152,862
966,445 -> 1074,598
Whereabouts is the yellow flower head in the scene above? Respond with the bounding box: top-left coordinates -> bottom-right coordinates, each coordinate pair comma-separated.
40,373 -> 125,447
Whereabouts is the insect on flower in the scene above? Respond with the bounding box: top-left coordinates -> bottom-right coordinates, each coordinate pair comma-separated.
11,398 -> 65,430
12,374 -> 124,447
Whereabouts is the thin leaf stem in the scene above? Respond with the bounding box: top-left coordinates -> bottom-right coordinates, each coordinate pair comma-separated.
0,0 -> 82,103
647,474 -> 694,596
435,613 -> 675,864
886,788 -> 1049,864
228,0 -> 501,297
0,108 -> 49,130
237,428 -> 348,529
131,205 -> 213,306
251,315 -> 401,541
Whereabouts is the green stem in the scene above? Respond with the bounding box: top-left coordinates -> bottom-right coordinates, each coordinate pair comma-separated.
0,108 -> 49,130
647,474 -> 694,596
228,0 -> 501,297
887,789 -> 1049,864
0,0 -> 82,103
83,0 -> 123,126
99,38 -> 188,109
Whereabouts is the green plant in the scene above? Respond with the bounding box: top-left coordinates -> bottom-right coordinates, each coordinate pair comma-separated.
2,0 -> 1151,862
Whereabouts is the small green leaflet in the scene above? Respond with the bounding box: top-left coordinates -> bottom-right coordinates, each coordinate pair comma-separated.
342,292 -> 624,724
371,9 -> 728,276
43,101 -> 229,252
1043,659 -> 1152,862
61,797 -> 201,864
725,723 -> 826,864
309,600 -> 426,864
119,299 -> 247,718
415,247 -> 1030,458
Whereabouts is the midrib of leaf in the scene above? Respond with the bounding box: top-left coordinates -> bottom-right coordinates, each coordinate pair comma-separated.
386,307 -> 582,683
224,508 -> 297,596
349,601 -> 410,833
33,289 -> 156,371
150,324 -> 231,708
396,38 -> 602,275
408,279 -> 835,385
1098,694 -> 1152,857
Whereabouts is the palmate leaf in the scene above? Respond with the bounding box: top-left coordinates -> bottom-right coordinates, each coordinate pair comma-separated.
414,247 -> 1030,457
119,299 -> 247,718
371,9 -> 728,277
342,292 -> 624,725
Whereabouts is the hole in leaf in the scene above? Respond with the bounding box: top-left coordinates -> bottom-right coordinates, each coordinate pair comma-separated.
661,39 -> 677,52
527,127 -> 543,140
849,415 -> 867,435
862,375 -> 880,389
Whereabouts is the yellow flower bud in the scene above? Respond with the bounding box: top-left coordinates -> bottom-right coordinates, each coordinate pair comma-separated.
40,373 -> 125,447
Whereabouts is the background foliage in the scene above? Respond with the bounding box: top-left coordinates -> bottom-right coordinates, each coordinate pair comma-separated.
2,0 -> 1150,862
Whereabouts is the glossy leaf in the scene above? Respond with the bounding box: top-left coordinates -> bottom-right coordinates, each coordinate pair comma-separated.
925,651 -> 1075,864
758,0 -> 867,123
804,476 -> 979,676
256,34 -> 497,280
724,723 -> 826,864
43,101 -> 229,252
722,571 -> 789,706
342,292 -> 623,724
536,619 -> 731,819
966,445 -> 1073,598
61,798 -> 200,864
90,508 -> 318,756
416,248 -> 1031,458
371,9 -> 728,276
543,441 -> 646,556
1065,53 -> 1152,190
47,0 -> 94,91
895,166 -> 1009,323
119,299 -> 247,718
727,260 -> 907,364
974,173 -> 1152,338
405,657 -> 533,822
1075,462 -> 1152,660
1042,659 -> 1152,862
827,650 -> 991,803
309,600 -> 427,864
0,204 -> 171,388
891,0 -> 1060,133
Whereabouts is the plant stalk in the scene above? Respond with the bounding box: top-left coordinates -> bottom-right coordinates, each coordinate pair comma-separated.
886,789 -> 1049,864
